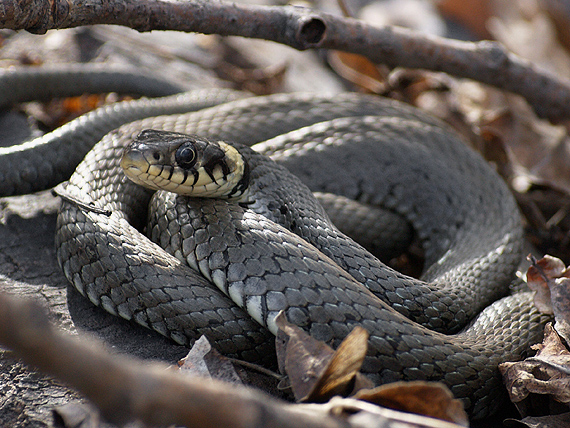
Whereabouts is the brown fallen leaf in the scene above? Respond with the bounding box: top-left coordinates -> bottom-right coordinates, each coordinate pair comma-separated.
303,325 -> 372,403
481,0 -> 570,212
314,396 -> 468,428
504,411 -> 570,428
489,1 -> 570,79
327,50 -> 387,94
22,93 -> 120,135
527,254 -> 567,314
354,381 -> 468,427
275,311 -> 334,398
500,324 -> 570,416
275,312 -> 372,403
527,254 -> 570,342
478,109 -> 516,178
330,0 -> 447,95
437,0 -> 492,39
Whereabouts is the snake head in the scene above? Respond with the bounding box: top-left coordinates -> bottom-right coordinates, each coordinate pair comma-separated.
121,129 -> 249,198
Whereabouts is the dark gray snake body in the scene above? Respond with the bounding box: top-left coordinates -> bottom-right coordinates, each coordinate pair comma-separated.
0,65 -> 549,419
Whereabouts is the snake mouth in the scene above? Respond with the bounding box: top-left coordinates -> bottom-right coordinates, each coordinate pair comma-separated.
121,129 -> 249,198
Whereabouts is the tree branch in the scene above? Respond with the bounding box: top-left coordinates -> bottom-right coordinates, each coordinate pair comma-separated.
0,292 -> 351,428
2,0 -> 570,123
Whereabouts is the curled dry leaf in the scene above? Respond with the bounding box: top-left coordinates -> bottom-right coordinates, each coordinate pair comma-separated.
22,93 -> 116,137
275,311 -> 334,398
526,255 -> 570,342
329,0 -> 445,96
327,50 -> 387,94
504,411 -> 570,428
274,312 -> 372,403
354,381 -> 468,427
500,324 -> 570,416
305,325 -> 372,403
526,254 -> 567,314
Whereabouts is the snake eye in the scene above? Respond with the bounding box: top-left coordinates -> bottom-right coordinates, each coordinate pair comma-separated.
175,144 -> 197,169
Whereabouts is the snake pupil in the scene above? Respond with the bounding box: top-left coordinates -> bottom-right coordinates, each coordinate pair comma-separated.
175,144 -> 197,169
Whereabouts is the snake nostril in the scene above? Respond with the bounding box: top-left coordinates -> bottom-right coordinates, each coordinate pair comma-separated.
152,151 -> 161,161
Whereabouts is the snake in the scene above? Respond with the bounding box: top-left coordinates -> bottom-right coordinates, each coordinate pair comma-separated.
0,65 -> 549,419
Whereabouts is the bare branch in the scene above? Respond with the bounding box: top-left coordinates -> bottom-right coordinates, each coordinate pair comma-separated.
0,292 -> 349,428
2,0 -> 570,123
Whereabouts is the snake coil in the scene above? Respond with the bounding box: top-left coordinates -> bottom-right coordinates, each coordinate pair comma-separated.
0,66 -> 549,419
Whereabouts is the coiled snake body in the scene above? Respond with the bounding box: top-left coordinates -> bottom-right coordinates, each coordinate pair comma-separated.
0,66 -> 548,419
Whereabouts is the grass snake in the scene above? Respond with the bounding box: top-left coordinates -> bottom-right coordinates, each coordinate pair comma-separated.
0,65 -> 549,419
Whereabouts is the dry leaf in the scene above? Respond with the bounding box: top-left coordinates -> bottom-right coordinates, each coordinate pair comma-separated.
178,335 -> 243,384
22,93 -> 117,133
53,403 -> 102,428
479,113 -> 513,178
330,0 -> 446,94
302,326 -> 372,403
437,0 -> 492,39
500,324 -> 570,416
504,411 -> 570,428
354,381 -> 468,427
489,0 -> 570,78
527,254 -> 567,314
275,314 -> 467,423
527,255 -> 570,342
327,51 -> 387,94
275,311 -> 335,399
325,396 -> 468,428
481,0 -> 570,199
275,312 -> 372,403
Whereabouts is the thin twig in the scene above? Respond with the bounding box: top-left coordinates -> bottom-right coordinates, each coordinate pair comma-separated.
52,184 -> 112,216
228,356 -> 285,381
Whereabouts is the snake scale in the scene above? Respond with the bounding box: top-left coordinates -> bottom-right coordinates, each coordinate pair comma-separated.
0,65 -> 549,419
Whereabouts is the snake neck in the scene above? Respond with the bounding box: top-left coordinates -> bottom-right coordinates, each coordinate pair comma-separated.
234,144 -> 331,241
228,153 -> 251,199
